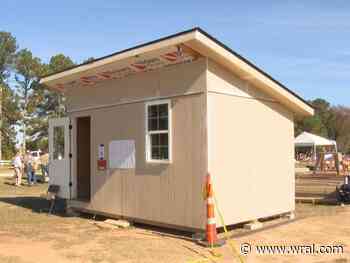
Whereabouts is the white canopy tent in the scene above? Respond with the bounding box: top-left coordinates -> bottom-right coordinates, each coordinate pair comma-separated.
295,132 -> 337,148
295,132 -> 337,161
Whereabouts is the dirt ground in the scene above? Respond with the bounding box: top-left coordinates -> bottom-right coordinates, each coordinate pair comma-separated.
0,174 -> 349,263
0,166 -> 12,176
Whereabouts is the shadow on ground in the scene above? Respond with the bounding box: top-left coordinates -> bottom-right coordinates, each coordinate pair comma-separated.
0,196 -> 67,215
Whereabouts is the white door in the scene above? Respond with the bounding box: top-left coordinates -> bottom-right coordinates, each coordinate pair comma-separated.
48,117 -> 70,199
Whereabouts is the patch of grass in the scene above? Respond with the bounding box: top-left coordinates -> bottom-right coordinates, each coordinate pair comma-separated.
0,176 -> 48,197
0,175 -> 93,244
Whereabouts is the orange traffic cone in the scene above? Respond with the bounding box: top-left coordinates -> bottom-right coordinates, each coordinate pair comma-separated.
206,173 -> 217,246
201,173 -> 225,247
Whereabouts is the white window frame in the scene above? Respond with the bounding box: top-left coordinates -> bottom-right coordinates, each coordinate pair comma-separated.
145,99 -> 172,163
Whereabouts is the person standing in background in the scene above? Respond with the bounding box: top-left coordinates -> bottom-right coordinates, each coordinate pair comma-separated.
32,156 -> 38,184
24,151 -> 34,185
40,150 -> 49,182
13,152 -> 23,186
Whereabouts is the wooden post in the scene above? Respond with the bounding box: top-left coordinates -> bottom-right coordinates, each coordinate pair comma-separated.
314,152 -> 325,175
320,152 -> 325,172
313,144 -> 317,162
334,153 -> 340,176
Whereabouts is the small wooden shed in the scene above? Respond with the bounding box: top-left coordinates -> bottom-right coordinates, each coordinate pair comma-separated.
40,28 -> 314,231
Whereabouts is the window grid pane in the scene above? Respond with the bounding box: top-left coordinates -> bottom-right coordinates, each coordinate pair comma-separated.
158,104 -> 168,118
159,146 -> 169,159
147,104 -> 168,132
147,102 -> 170,161
148,118 -> 158,131
151,146 -> 160,159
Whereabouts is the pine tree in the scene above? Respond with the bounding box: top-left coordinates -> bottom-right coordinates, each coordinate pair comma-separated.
14,49 -> 42,151
26,54 -> 74,150
0,31 -> 17,160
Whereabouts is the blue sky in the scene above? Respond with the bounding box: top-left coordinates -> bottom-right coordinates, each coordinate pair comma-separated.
2,0 -> 349,105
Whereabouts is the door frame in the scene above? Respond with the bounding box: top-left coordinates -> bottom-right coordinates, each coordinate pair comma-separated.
71,115 -> 92,201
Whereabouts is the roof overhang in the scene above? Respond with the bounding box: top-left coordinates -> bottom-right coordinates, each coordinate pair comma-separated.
40,27 -> 314,117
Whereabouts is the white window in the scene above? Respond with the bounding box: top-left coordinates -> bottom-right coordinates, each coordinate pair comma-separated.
145,99 -> 172,163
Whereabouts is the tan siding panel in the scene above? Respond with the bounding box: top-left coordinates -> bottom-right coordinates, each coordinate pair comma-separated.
208,93 -> 295,226
207,59 -> 276,101
70,94 -> 207,230
207,59 -> 295,226
65,58 -> 207,112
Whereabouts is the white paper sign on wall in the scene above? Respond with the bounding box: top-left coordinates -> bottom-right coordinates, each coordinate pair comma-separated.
109,140 -> 135,169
